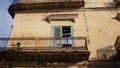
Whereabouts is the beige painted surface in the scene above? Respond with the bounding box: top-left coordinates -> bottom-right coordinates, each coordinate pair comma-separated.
85,10 -> 120,59
9,9 -> 120,59
84,0 -> 115,8
11,12 -> 87,37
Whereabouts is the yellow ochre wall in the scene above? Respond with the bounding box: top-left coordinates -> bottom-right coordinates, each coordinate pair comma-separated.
10,11 -> 87,37
10,9 -> 120,59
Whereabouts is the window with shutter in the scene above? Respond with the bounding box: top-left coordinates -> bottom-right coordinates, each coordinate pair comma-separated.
51,26 -> 73,47
54,27 -> 61,37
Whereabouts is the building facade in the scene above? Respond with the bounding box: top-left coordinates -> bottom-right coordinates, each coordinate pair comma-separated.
0,0 -> 120,68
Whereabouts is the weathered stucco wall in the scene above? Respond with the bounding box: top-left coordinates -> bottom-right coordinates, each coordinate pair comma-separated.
85,0 -> 115,8
84,10 -> 120,59
10,9 -> 120,59
10,11 -> 87,37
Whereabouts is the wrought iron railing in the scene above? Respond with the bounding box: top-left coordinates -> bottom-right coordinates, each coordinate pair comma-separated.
96,45 -> 116,60
13,0 -> 84,4
0,37 -> 88,52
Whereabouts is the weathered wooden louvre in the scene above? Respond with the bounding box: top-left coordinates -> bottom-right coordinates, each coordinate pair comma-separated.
8,0 -> 85,18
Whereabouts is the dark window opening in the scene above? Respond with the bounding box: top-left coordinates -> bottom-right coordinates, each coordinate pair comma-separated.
62,26 -> 71,37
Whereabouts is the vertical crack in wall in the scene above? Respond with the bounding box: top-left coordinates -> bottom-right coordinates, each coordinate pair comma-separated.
83,11 -> 90,45
83,11 -> 89,33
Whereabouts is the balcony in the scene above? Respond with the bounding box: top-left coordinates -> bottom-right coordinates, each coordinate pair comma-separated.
0,37 -> 89,51
0,37 -> 90,65
9,0 -> 84,18
13,0 -> 84,4
12,0 -> 84,10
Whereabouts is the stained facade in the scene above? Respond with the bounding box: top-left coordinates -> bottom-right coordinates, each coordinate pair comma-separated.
0,0 -> 120,68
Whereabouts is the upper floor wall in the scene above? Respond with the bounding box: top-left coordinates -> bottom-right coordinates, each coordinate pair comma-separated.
10,9 -> 120,59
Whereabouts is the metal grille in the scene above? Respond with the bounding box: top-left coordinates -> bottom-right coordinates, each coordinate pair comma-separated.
0,37 -> 88,51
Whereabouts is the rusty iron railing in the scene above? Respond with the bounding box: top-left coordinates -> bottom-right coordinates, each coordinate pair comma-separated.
0,37 -> 88,52
96,45 -> 116,60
